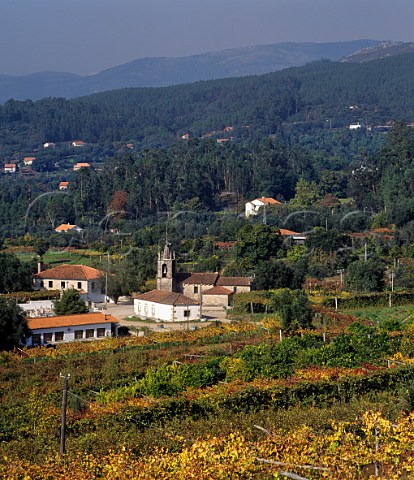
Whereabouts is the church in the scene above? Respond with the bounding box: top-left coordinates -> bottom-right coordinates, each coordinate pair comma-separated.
133,241 -> 253,322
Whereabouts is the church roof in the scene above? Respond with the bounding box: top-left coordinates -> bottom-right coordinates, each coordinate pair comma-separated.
202,286 -> 234,296
217,276 -> 252,287
177,272 -> 219,285
133,289 -> 199,306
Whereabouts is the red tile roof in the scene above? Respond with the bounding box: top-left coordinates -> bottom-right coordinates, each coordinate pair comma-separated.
202,286 -> 234,295
214,241 -> 237,249
27,313 -> 116,330
217,276 -> 252,287
133,289 -> 199,306
178,273 -> 219,286
255,197 -> 281,205
54,223 -> 79,232
73,162 -> 90,169
33,264 -> 104,280
277,228 -> 300,236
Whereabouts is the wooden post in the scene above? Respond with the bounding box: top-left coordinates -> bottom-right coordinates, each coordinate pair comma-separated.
60,373 -> 70,455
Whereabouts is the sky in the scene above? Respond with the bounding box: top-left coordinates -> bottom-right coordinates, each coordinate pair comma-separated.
1,0 -> 414,76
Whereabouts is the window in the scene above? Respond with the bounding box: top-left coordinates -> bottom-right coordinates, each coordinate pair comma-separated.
183,310 -> 190,318
31,334 -> 41,346
136,303 -> 141,312
75,330 -> 83,339
97,328 -> 105,338
54,331 -> 64,342
85,329 -> 95,339
43,332 -> 53,343
77,282 -> 82,289
162,263 -> 167,278
61,281 -> 66,289
194,286 -> 199,294
48,281 -> 53,288
91,282 -> 95,291
151,306 -> 155,316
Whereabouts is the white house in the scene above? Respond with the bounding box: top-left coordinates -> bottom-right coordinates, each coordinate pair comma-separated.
4,163 -> 17,173
73,162 -> 90,171
23,157 -> 35,166
25,312 -> 116,346
245,197 -> 281,217
276,228 -> 307,245
59,181 -> 69,190
33,264 -> 106,304
71,140 -> 86,147
349,122 -> 363,130
133,289 -> 200,322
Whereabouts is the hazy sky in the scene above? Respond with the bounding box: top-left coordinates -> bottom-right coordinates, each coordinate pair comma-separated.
1,0 -> 413,76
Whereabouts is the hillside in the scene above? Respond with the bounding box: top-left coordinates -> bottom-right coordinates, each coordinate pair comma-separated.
341,40 -> 414,63
0,40 -> 380,103
1,52 -> 414,156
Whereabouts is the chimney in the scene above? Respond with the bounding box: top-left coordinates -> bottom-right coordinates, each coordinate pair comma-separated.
37,260 -> 43,273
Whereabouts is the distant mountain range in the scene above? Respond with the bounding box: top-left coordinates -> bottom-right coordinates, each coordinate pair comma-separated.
0,40 -> 383,103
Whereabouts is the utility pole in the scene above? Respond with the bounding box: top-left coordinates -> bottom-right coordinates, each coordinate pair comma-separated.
60,373 -> 70,455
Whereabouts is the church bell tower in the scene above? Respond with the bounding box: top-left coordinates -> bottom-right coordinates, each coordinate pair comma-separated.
157,241 -> 176,292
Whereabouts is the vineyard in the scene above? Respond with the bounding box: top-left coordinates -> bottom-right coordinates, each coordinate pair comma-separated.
2,315 -> 414,479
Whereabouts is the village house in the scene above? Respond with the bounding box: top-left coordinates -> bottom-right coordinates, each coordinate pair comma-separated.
133,290 -> 200,322
276,228 -> 307,245
71,140 -> 86,147
43,142 -> 56,148
23,157 -> 35,166
4,163 -> 17,173
73,162 -> 91,171
245,197 -> 282,217
59,181 -> 69,190
54,223 -> 83,233
33,264 -> 106,304
25,312 -> 116,346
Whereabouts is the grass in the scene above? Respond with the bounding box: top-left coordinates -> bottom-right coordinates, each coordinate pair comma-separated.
14,249 -> 109,268
340,305 -> 414,326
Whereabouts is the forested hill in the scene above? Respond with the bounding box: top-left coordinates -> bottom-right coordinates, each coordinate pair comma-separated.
0,40 -> 380,103
1,53 -> 414,152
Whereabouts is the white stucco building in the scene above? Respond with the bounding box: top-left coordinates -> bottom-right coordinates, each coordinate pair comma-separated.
245,197 -> 281,217
25,312 -> 116,346
133,290 -> 200,322
33,264 -> 106,303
